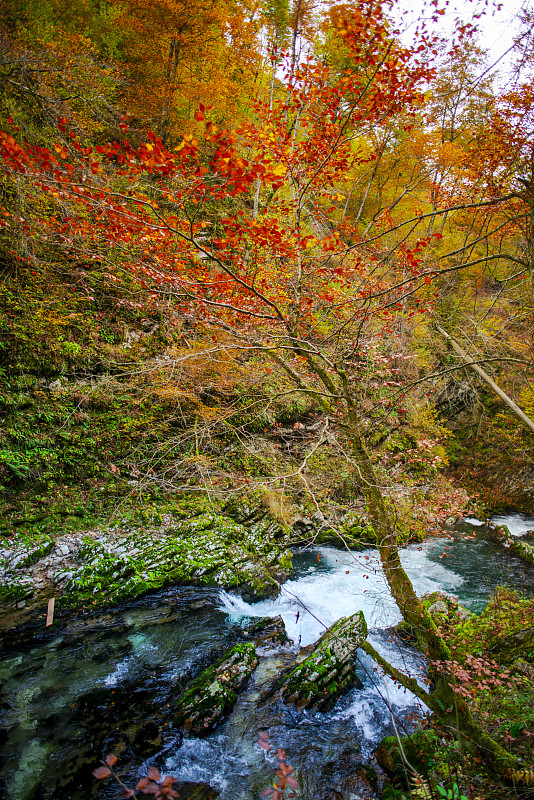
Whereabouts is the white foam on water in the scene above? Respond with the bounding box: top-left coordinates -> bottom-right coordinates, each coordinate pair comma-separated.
219,542 -> 462,648
164,736 -> 239,793
491,512 -> 534,538
104,658 -> 131,687
463,517 -> 485,526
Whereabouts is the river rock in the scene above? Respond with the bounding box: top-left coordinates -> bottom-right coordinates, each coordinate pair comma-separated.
244,615 -> 291,650
269,611 -> 367,710
177,783 -> 219,800
172,643 -> 259,735
313,747 -> 378,800
0,510 -> 293,621
509,538 -> 534,566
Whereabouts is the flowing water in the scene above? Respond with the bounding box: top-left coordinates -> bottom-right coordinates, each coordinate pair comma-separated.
1,516 -> 534,800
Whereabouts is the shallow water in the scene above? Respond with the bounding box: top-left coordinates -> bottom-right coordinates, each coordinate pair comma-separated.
1,517 -> 534,800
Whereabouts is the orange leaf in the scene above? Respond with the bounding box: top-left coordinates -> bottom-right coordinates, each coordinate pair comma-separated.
92,766 -> 111,780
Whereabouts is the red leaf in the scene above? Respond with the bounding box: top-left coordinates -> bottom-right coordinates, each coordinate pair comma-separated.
259,740 -> 271,750
105,754 -> 118,767
258,731 -> 270,740
147,767 -> 161,781
276,748 -> 286,761
92,766 -> 111,780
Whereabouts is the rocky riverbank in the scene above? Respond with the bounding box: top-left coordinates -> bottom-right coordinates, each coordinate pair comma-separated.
0,504 -> 293,631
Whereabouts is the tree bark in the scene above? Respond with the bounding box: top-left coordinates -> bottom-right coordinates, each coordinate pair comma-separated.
437,325 -> 534,434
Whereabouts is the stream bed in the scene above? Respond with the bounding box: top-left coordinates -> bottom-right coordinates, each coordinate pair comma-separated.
1,515 -> 534,800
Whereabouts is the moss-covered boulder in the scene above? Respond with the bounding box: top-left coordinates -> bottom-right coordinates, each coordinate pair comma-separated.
62,513 -> 292,606
172,643 -> 259,735
509,538 -> 534,566
376,729 -> 465,793
270,611 -> 367,710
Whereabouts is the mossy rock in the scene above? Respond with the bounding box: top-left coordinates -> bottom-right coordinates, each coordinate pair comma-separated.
271,611 -> 367,710
510,539 -> 534,566
449,587 -> 534,663
59,513 -> 293,609
172,643 -> 259,735
0,575 -> 34,604
244,615 -> 291,649
376,729 -> 464,791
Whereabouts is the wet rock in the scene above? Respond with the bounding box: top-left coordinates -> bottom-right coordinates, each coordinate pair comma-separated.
492,524 -> 534,565
315,747 -> 378,800
492,524 -> 513,543
270,611 -> 367,710
177,782 -> 219,800
1,511 -> 293,621
375,736 -> 398,777
172,643 -> 259,735
244,615 -> 291,650
509,538 -> 534,566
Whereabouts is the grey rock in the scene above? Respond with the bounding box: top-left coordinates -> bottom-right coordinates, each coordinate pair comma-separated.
270,612 -> 367,710
456,607 -> 472,621
428,601 -> 448,615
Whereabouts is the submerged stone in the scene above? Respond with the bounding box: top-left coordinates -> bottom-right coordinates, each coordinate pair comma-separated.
313,747 -> 378,800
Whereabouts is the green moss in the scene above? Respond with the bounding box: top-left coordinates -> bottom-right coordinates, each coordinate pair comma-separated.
0,576 -> 34,603
450,587 -> 534,662
275,612 -> 367,709
57,512 -> 292,608
172,643 -> 258,734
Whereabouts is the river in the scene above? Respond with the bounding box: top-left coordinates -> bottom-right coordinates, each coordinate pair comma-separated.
1,514 -> 533,800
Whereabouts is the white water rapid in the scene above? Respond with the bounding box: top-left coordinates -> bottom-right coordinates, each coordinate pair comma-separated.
164,539 -> 469,798
219,541 -> 463,647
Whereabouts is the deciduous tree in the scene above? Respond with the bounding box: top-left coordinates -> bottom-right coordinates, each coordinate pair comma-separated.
1,0 -> 531,774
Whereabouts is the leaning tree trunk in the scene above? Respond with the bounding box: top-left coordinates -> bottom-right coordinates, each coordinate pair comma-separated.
274,347 -> 523,773
340,374 -> 451,663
